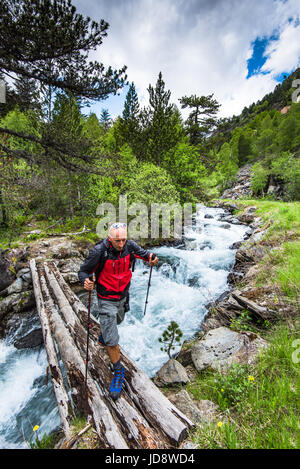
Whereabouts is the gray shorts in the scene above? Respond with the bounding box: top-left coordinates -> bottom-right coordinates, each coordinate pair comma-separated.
97,297 -> 127,347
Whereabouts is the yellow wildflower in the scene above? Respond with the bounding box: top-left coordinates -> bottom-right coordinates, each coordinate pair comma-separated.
221,388 -> 224,392
217,421 -> 223,428
33,425 -> 39,432
248,375 -> 255,382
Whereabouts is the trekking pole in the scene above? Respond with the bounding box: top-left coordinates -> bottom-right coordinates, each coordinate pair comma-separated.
85,272 -> 95,387
143,254 -> 156,316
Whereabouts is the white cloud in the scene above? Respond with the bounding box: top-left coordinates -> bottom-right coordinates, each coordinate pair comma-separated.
261,21 -> 300,76
73,0 -> 300,118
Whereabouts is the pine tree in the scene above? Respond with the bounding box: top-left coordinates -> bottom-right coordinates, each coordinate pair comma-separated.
14,76 -> 41,113
158,321 -> 183,359
0,0 -> 127,100
100,108 -> 112,132
0,0 -> 127,171
179,94 -> 221,145
143,72 -> 183,165
122,82 -> 140,120
117,82 -> 140,151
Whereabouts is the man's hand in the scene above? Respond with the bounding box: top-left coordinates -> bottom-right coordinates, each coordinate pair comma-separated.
149,253 -> 158,267
84,278 -> 95,291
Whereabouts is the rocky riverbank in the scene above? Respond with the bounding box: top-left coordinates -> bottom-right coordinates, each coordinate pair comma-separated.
151,200 -> 292,448
0,201 -> 288,449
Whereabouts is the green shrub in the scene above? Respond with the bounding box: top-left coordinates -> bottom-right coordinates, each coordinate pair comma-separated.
250,162 -> 269,195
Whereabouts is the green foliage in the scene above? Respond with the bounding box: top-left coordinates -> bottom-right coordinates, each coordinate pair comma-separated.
270,153 -> 300,200
229,310 -> 259,333
188,321 -> 300,449
140,72 -> 185,165
29,428 -> 58,449
250,162 -> 269,195
215,142 -> 239,190
179,93 -> 221,145
99,108 -> 112,131
158,321 -> 183,358
163,141 -> 207,202
215,364 -> 255,409
124,162 -> 180,206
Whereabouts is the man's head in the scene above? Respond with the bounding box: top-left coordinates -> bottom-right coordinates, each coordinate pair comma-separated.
108,223 -> 127,251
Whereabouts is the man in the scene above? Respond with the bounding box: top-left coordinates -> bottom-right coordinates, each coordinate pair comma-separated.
78,222 -> 158,400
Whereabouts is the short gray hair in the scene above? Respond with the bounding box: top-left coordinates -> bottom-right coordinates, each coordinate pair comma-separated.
108,222 -> 127,237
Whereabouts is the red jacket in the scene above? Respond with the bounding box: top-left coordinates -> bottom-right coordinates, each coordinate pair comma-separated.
78,238 -> 151,301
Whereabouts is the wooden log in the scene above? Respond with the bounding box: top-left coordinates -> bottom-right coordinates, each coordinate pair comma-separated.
29,259 -> 73,440
120,351 -> 194,446
231,290 -> 277,321
37,264 -> 128,449
44,262 -> 171,448
47,261 -> 195,446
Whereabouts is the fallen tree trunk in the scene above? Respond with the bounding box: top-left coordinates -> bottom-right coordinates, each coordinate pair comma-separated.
37,263 -> 129,449
29,259 -> 73,440
231,290 -> 277,321
44,262 -> 185,448
47,261 -> 195,446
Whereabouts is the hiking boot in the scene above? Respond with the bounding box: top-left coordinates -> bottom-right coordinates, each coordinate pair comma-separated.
109,366 -> 125,400
98,333 -> 106,346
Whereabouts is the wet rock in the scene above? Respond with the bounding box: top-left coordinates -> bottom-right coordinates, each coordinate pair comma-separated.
56,257 -> 84,284
0,290 -> 35,319
14,328 -> 43,349
196,400 -> 220,424
238,213 -> 255,224
229,241 -> 242,250
51,240 -> 82,259
0,248 -> 15,292
251,229 -> 267,242
168,390 -> 204,423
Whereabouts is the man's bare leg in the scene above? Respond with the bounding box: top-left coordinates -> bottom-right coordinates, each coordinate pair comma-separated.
106,344 -> 121,366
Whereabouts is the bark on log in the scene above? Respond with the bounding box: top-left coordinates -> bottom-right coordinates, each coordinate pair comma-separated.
37,263 -> 129,449
231,291 -> 277,321
29,259 -> 73,440
47,261 -> 195,446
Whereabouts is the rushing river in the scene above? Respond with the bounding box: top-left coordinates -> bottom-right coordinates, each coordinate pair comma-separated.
0,205 -> 249,448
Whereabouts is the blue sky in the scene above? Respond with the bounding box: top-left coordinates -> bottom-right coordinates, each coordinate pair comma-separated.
74,0 -> 300,120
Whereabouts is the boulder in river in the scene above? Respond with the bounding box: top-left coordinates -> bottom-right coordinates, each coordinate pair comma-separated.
14,328 -> 43,349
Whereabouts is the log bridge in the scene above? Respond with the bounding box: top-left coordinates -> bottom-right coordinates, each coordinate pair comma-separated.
29,259 -> 194,449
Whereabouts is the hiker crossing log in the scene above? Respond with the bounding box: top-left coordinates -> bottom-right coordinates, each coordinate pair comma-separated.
29,259 -> 194,449
31,259 -> 128,448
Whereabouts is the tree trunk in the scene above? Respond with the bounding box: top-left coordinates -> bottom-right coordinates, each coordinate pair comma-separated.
231,290 -> 277,321
29,259 -> 73,440
68,177 -> 74,219
0,189 -> 7,225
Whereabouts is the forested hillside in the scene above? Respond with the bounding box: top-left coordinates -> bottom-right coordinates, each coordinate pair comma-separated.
0,0 -> 299,247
